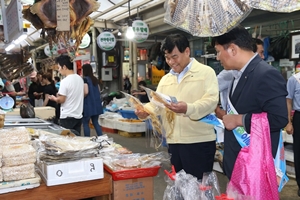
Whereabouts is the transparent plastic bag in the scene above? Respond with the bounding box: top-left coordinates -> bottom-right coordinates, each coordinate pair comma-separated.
163,169 -> 201,200
200,171 -> 221,200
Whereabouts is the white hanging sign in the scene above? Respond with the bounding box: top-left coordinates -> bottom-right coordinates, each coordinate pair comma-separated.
97,31 -> 116,51
132,20 -> 149,43
79,33 -> 91,49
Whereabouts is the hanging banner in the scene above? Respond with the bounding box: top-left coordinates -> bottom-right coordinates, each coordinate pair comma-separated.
56,0 -> 70,31
97,31 -> 116,51
132,20 -> 149,43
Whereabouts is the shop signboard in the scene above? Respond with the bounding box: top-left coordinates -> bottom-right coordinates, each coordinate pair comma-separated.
132,20 -> 149,43
97,31 -> 116,51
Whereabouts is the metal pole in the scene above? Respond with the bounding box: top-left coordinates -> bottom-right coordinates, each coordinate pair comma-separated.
132,42 -> 138,90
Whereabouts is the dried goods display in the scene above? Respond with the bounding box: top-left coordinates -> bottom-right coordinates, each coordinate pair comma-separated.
164,0 -> 252,37
243,0 -> 300,13
22,0 -> 100,56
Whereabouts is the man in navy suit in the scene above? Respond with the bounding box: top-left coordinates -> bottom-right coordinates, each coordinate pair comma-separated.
212,26 -> 288,180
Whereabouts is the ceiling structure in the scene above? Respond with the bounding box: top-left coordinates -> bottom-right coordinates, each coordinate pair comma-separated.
2,0 -> 300,52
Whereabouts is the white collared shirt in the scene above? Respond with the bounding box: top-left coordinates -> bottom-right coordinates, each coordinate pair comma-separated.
170,58 -> 194,83
231,53 -> 257,95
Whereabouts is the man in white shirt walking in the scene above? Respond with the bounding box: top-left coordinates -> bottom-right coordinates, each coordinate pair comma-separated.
49,55 -> 84,135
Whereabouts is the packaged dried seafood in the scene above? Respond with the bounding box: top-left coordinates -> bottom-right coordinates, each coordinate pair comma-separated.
2,144 -> 36,167
2,163 -> 35,182
164,0 -> 252,37
0,127 -> 31,145
243,0 -> 300,13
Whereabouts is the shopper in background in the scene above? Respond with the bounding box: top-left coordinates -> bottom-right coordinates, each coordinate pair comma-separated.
123,75 -> 132,94
135,34 -> 219,180
82,63 -> 103,137
28,71 -> 42,107
48,55 -> 84,136
41,73 -> 59,124
215,38 -> 265,118
132,80 -> 150,103
285,69 -> 300,196
0,78 -> 25,108
212,26 -> 288,180
54,76 -> 60,90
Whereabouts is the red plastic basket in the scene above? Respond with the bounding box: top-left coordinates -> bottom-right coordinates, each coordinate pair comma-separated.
104,165 -> 160,181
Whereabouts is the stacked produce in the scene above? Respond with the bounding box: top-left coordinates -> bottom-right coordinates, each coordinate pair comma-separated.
0,127 -> 36,182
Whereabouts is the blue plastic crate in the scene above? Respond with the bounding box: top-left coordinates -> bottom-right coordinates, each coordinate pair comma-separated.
119,109 -> 138,119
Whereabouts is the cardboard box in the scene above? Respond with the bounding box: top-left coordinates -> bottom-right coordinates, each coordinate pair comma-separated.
118,130 -> 143,138
113,177 -> 153,200
37,157 -> 104,186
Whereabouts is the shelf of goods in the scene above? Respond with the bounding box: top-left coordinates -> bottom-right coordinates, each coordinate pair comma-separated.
5,106 -> 55,120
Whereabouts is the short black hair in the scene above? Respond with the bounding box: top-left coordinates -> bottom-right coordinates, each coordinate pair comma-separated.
55,55 -> 73,70
54,76 -> 60,82
138,80 -> 147,87
212,25 -> 253,51
161,34 -> 190,54
252,38 -> 264,52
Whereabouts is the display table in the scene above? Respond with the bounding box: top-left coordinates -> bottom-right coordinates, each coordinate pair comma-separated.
0,171 -> 112,200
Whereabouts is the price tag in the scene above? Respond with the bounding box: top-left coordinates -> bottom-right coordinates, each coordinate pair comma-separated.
56,0 -> 70,31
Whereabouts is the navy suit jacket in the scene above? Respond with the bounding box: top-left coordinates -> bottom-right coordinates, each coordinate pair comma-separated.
223,55 -> 288,180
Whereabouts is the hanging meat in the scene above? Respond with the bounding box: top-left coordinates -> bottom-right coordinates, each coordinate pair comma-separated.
22,0 -> 100,56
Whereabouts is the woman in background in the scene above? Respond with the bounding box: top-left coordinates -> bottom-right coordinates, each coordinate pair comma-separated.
42,73 -> 59,123
82,64 -> 103,137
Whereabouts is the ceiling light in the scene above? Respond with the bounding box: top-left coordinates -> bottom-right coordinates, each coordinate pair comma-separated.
126,0 -> 135,40
5,44 -> 16,52
118,30 -> 122,36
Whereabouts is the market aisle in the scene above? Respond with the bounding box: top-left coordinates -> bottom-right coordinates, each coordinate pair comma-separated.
85,129 -> 299,200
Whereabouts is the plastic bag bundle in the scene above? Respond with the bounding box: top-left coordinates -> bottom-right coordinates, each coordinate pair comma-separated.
163,175 -> 184,200
0,127 -> 31,145
35,131 -> 100,162
200,172 -> 221,200
2,144 -> 36,167
163,169 -> 201,200
2,163 -> 35,182
175,170 -> 202,200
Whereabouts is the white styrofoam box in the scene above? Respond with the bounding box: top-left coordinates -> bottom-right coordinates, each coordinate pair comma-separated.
99,117 -> 146,133
282,130 -> 293,143
286,164 -> 295,178
115,121 -> 146,133
37,157 -> 104,186
285,148 -> 294,162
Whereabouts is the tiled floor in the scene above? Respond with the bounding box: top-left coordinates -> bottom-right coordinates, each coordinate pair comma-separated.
85,129 -> 300,199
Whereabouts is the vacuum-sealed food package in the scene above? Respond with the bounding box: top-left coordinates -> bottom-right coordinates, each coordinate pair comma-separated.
2,163 -> 35,181
2,144 -> 36,167
0,127 -> 31,145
